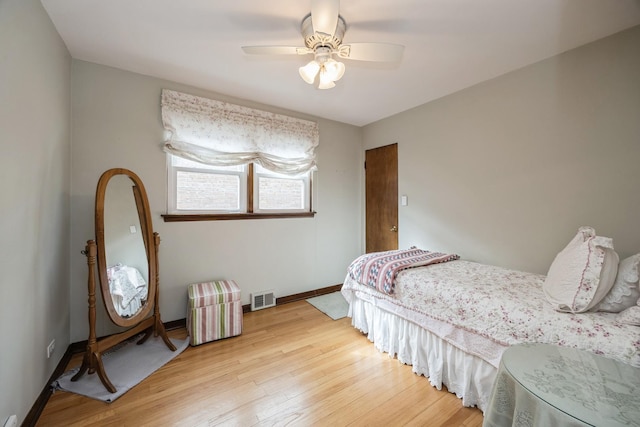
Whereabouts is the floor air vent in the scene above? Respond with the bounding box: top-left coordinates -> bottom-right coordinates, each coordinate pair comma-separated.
251,290 -> 276,311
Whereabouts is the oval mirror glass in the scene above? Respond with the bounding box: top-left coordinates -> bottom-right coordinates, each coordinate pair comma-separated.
95,169 -> 156,327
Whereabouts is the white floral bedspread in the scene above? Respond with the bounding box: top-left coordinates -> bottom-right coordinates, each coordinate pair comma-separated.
342,260 -> 640,368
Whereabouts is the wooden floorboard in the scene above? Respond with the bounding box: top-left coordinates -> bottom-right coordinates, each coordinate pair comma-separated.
36,300 -> 484,426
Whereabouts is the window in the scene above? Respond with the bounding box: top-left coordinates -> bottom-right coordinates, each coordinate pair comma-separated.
253,164 -> 310,212
160,89 -> 318,220
169,156 -> 246,213
167,155 -> 312,216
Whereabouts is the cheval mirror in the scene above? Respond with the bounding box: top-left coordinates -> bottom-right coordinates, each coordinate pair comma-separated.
72,168 -> 175,393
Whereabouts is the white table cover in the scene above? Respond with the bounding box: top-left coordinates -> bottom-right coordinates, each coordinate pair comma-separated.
484,343 -> 640,427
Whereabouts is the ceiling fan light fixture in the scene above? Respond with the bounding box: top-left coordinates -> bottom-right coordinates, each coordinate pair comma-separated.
298,45 -> 346,89
318,71 -> 336,90
299,60 -> 321,84
323,58 -> 345,82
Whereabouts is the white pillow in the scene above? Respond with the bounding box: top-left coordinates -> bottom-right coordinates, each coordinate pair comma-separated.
543,226 -> 619,313
593,254 -> 640,313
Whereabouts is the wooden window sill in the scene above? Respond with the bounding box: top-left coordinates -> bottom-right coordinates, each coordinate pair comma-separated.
162,212 -> 316,222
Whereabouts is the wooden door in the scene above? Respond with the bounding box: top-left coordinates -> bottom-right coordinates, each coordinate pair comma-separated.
365,143 -> 398,253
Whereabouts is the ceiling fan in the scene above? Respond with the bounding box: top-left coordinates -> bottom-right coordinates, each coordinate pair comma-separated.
241,0 -> 405,89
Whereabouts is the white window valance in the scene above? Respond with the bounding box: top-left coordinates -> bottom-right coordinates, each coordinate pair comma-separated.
161,89 -> 319,175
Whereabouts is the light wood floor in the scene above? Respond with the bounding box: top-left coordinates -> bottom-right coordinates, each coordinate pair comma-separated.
37,300 -> 484,426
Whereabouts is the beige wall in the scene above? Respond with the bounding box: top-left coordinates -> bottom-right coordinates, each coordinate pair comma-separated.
363,25 -> 640,274
70,61 -> 363,341
0,0 -> 71,423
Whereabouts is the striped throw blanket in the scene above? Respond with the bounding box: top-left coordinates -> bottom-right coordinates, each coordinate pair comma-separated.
347,247 -> 459,295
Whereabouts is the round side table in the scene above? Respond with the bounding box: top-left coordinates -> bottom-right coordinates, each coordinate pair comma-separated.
483,343 -> 640,427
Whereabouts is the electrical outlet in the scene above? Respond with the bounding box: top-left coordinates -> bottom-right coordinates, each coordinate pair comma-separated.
4,415 -> 17,427
47,339 -> 55,358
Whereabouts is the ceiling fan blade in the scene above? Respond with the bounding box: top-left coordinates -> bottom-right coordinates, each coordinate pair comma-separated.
242,46 -> 311,56
337,43 -> 405,62
311,0 -> 340,35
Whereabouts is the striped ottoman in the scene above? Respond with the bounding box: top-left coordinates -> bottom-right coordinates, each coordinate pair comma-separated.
187,280 -> 243,346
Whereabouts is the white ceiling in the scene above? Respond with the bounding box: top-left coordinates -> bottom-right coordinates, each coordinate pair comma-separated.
41,0 -> 640,126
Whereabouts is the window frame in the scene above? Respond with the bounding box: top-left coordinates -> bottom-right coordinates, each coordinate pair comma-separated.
167,159 -> 247,215
252,164 -> 311,214
164,155 -> 316,222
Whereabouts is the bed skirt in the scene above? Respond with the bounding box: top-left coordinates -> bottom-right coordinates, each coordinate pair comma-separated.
349,296 -> 497,412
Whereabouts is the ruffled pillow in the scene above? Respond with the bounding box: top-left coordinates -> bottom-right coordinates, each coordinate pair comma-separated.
543,226 -> 619,313
593,254 -> 640,313
616,304 -> 640,326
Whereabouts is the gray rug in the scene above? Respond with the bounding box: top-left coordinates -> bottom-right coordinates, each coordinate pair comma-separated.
306,291 -> 349,320
53,334 -> 188,402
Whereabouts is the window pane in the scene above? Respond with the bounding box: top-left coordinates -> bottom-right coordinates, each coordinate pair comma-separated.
176,171 -> 240,211
258,176 -> 304,210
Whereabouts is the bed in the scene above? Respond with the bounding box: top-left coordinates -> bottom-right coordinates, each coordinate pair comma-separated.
341,234 -> 640,412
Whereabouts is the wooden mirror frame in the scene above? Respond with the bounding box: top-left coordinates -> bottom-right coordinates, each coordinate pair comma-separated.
72,168 -> 175,393
95,169 -> 156,327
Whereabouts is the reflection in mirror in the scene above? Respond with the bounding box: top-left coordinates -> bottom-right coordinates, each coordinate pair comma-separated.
103,175 -> 149,318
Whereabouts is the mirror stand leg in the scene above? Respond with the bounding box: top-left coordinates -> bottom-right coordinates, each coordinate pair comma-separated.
74,240 -> 101,383
155,316 -> 177,351
152,233 -> 177,352
92,352 -> 116,393
136,327 -> 153,345
70,350 -> 91,382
